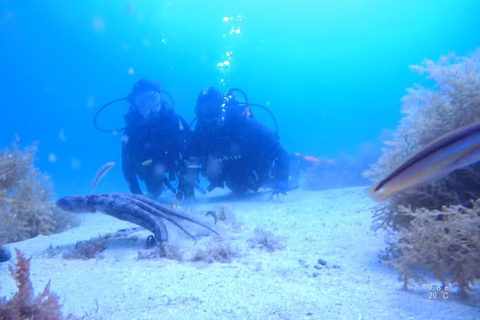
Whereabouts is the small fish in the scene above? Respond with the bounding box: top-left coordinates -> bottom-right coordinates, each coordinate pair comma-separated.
91,162 -> 115,193
141,159 -> 153,166
370,121 -> 480,201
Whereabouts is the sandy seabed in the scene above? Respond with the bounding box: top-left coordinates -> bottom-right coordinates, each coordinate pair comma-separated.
1,186 -> 479,320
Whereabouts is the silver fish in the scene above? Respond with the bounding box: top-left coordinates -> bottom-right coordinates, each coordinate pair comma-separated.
370,121 -> 480,201
91,162 -> 115,193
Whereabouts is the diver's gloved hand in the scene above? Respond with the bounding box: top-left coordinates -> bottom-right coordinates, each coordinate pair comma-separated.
271,179 -> 288,198
176,189 -> 186,202
176,186 -> 194,202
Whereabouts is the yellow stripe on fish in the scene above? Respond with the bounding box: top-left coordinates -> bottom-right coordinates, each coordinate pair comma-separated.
370,121 -> 480,201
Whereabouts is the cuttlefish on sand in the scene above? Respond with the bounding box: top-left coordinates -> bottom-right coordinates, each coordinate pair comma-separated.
370,121 -> 480,201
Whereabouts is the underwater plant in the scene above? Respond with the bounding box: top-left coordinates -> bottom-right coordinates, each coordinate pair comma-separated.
137,243 -> 183,261
62,237 -> 108,260
247,227 -> 284,252
191,236 -> 237,263
0,249 -> 73,319
364,48 -> 480,218
364,48 -> 480,295
386,201 -> 480,297
0,142 -> 77,246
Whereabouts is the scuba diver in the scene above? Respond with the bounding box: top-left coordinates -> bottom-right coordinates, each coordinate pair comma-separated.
95,79 -> 190,198
177,87 -> 290,200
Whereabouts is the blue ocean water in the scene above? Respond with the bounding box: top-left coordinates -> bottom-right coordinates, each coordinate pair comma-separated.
1,0 -> 479,197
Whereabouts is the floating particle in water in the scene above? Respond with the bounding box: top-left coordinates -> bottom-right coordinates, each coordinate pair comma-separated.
223,17 -> 229,22
48,153 -> 57,163
4,10 -> 15,20
92,17 -> 104,31
128,68 -> 134,75
229,27 -> 241,35
154,163 -> 166,176
71,158 -> 82,170
86,96 -> 95,108
58,129 -> 67,142
125,3 -> 135,15
218,60 -> 231,69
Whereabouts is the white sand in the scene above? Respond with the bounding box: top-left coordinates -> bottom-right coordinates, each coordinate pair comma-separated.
1,187 -> 479,319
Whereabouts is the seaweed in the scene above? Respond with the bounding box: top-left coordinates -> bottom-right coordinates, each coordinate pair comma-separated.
0,141 -> 77,246
0,249 -> 73,319
137,243 -> 183,261
364,49 -> 480,296
137,237 -> 237,263
364,48 -> 480,225
389,202 -> 480,297
191,236 -> 237,263
247,228 -> 284,252
62,237 -> 107,260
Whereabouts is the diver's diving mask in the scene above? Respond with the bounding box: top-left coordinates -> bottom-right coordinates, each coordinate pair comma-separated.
197,101 -> 225,125
134,91 -> 163,118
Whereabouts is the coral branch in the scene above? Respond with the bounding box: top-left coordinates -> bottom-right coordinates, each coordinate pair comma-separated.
0,249 -> 71,319
0,142 -> 77,246
365,48 -> 480,296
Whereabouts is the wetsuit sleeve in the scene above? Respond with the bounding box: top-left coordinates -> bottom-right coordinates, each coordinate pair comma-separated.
272,143 -> 290,184
179,116 -> 192,159
177,122 -> 200,200
177,158 -> 198,200
121,129 -> 142,195
251,121 -> 290,185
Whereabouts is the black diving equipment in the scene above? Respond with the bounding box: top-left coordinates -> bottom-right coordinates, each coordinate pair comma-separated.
93,90 -> 175,133
189,88 -> 279,137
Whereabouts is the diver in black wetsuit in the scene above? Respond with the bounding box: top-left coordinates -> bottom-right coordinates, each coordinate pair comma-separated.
177,87 -> 289,200
122,79 -> 190,198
